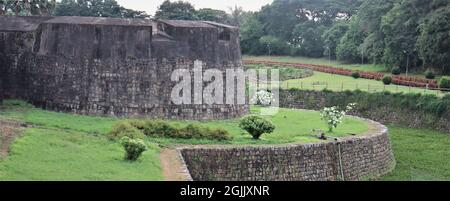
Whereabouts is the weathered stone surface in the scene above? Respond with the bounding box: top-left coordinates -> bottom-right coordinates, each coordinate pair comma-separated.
180,120 -> 395,181
0,16 -> 248,120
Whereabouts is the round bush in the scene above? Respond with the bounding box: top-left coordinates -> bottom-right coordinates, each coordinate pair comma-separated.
239,115 -> 275,140
107,121 -> 145,141
351,71 -> 360,79
425,70 -> 435,80
439,76 -> 450,91
382,76 -> 393,85
120,137 -> 147,161
391,67 -> 401,75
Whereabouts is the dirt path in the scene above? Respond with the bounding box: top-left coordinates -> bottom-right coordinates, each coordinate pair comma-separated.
159,148 -> 191,181
0,120 -> 23,158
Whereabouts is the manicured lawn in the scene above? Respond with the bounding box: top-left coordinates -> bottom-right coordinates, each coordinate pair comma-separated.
244,55 -> 389,73
3,101 -> 450,181
0,128 -> 162,181
382,126 -> 450,181
282,71 -> 443,95
0,103 -> 369,145
152,107 -> 369,145
0,102 -> 368,180
244,55 -> 443,78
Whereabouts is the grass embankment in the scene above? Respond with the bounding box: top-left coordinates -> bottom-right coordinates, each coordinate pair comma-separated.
0,102 -> 162,181
382,126 -> 450,181
0,101 -> 368,180
2,101 -> 449,181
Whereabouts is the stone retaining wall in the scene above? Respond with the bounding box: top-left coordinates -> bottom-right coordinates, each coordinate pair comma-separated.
180,120 -> 395,181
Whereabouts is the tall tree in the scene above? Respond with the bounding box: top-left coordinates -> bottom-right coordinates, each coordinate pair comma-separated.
54,0 -> 149,18
240,14 -> 265,55
196,8 -> 228,22
0,0 -> 56,16
154,0 -> 197,20
336,16 -> 366,63
358,0 -> 395,65
291,21 -> 326,57
322,21 -> 349,59
417,5 -> 450,73
381,0 -> 434,69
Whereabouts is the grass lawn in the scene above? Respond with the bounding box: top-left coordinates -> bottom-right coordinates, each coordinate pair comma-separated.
151,107 -> 368,145
244,55 -> 389,73
244,55 -> 444,78
2,101 -> 449,181
0,128 -> 162,181
282,71 -> 443,95
382,126 -> 450,181
0,101 -> 368,180
0,103 -> 369,145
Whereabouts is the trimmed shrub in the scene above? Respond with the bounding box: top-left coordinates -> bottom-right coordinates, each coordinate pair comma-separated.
382,76 -> 393,85
391,67 -> 401,75
141,120 -> 179,138
239,115 -> 275,140
208,128 -> 233,141
120,136 -> 147,161
425,70 -> 435,80
439,76 -> 450,91
107,121 -> 145,141
351,71 -> 360,79
123,120 -> 232,141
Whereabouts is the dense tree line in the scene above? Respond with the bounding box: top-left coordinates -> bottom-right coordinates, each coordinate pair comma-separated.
2,0 -> 448,73
0,0 -> 56,16
241,0 -> 450,74
53,0 -> 149,18
154,0 -> 251,26
0,0 -> 149,18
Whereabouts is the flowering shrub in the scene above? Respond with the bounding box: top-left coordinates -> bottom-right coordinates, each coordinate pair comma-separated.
252,90 -> 275,106
120,136 -> 147,161
320,103 -> 357,132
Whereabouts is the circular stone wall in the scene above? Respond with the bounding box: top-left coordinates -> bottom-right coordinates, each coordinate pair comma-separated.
0,17 -> 248,120
180,119 -> 395,181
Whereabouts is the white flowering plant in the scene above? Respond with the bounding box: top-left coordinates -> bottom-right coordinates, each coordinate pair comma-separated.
252,90 -> 275,106
320,103 -> 357,132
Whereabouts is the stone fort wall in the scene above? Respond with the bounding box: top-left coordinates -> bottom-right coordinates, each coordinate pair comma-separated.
0,16 -> 248,120
180,119 -> 395,181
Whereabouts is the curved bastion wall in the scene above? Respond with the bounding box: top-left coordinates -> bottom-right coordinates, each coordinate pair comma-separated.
180,119 -> 395,181
0,16 -> 248,120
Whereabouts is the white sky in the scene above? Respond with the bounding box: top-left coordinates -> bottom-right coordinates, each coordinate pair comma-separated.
116,0 -> 274,15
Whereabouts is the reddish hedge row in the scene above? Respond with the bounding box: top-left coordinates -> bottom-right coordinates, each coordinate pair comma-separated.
244,60 -> 438,89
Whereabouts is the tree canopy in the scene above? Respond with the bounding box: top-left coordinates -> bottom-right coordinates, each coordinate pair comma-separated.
54,0 -> 149,18
240,0 -> 450,74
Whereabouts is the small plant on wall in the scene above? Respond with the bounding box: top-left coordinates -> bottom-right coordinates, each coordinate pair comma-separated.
320,103 -> 357,132
239,115 -> 275,140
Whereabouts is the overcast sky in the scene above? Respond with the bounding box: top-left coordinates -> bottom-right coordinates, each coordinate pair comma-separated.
116,0 -> 274,15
